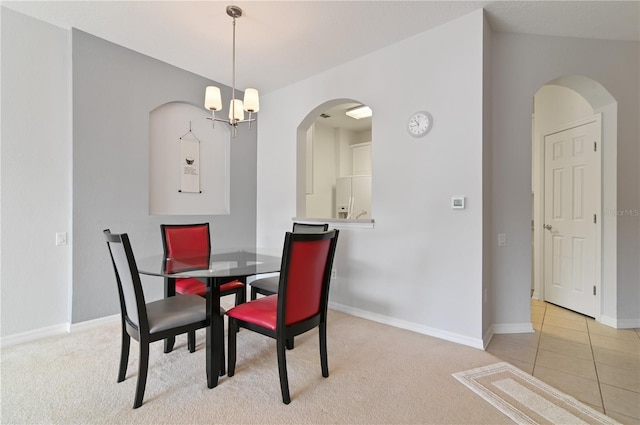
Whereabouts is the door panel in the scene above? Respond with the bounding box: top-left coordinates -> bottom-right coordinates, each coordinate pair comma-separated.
543,121 -> 600,317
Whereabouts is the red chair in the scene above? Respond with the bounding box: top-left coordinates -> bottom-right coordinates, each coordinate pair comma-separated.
161,223 -> 246,353
250,222 -> 329,301
226,229 -> 339,404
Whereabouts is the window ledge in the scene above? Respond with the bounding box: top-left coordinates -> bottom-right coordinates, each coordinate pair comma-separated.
292,217 -> 375,229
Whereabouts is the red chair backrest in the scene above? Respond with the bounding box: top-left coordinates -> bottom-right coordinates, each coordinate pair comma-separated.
279,230 -> 338,326
163,255 -> 210,274
161,223 -> 210,259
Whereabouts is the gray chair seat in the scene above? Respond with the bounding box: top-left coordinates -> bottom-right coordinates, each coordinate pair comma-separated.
147,295 -> 224,334
249,276 -> 279,298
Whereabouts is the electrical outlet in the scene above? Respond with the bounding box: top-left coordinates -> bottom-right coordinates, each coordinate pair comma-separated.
56,232 -> 67,246
331,269 -> 337,279
498,233 -> 506,247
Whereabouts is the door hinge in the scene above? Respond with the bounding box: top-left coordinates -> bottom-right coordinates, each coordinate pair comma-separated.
593,285 -> 597,296
593,214 -> 597,224
594,141 -> 597,152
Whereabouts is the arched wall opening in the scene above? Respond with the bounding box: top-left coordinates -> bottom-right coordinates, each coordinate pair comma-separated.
531,74 -> 617,324
295,98 -> 373,223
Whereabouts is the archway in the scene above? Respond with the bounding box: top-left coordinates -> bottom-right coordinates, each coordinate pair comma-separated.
531,75 -> 617,322
296,99 -> 373,220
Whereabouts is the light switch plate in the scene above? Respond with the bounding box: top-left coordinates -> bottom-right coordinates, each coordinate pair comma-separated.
452,196 -> 465,209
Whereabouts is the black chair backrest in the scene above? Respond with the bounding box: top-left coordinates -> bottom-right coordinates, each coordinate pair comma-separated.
292,222 -> 329,233
277,230 -> 339,327
104,230 -> 148,332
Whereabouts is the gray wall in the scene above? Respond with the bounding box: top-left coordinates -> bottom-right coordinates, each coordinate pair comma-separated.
1,7 -> 257,339
482,13 -> 494,338
71,29 -> 257,323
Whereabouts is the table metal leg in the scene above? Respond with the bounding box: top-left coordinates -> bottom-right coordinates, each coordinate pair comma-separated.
207,280 -> 222,388
164,277 -> 176,353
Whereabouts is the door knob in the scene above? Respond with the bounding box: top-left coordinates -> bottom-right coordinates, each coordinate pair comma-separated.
543,224 -> 553,231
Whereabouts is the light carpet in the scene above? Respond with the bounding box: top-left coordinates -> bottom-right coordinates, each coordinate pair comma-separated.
2,310 -> 511,424
1,308 -> 620,424
453,362 -> 620,425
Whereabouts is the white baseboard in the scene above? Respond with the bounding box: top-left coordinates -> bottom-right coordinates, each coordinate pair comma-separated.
481,323 -> 534,350
1,323 -> 69,348
492,322 -> 535,334
599,314 -> 640,329
328,301 -> 485,350
1,314 -> 120,348
483,326 -> 495,350
70,314 -> 120,332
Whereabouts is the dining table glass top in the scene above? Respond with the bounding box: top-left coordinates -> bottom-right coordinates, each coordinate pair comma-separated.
136,247 -> 282,279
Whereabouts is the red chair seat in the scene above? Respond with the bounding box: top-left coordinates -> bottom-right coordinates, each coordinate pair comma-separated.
227,295 -> 278,330
176,277 -> 244,297
175,278 -> 207,296
220,280 -> 245,292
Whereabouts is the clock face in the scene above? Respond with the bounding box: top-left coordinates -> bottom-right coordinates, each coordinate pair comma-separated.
407,111 -> 433,138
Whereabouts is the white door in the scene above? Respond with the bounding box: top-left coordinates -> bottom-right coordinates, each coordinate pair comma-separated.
543,121 -> 600,317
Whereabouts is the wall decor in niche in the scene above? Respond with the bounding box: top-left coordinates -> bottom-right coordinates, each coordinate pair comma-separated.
179,124 -> 201,193
149,102 -> 230,215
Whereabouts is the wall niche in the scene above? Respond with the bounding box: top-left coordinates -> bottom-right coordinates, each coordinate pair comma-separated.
149,101 -> 230,215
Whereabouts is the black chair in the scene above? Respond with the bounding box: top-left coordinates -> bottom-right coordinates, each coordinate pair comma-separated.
227,229 -> 339,404
103,229 -> 224,409
249,222 -> 329,300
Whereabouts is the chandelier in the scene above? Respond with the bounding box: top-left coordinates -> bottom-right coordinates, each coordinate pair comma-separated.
204,5 -> 259,137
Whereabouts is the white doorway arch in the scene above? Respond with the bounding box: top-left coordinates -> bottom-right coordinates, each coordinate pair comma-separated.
532,75 -> 617,323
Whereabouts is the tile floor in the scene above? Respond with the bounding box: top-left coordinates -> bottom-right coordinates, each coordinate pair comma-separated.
487,299 -> 640,424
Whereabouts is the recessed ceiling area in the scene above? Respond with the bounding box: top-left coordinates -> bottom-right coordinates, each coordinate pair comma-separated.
317,103 -> 372,132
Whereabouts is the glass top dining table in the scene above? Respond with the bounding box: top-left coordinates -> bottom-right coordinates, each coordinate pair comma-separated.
136,248 -> 282,389
136,248 -> 282,280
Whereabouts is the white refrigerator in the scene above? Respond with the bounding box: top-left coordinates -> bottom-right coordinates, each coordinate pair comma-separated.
335,176 -> 371,219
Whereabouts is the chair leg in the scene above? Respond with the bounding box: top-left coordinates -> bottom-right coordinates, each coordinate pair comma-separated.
163,336 -> 175,353
188,331 -> 196,353
319,321 -> 329,378
286,337 -> 295,350
277,337 -> 291,404
250,286 -> 258,301
133,342 -> 150,409
227,318 -> 237,377
235,286 -> 246,306
117,330 -> 130,382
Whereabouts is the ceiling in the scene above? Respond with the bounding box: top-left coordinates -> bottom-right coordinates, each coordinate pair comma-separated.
320,102 -> 371,132
4,1 -> 639,98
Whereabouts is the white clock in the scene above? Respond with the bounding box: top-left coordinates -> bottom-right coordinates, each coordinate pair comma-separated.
407,111 -> 433,138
